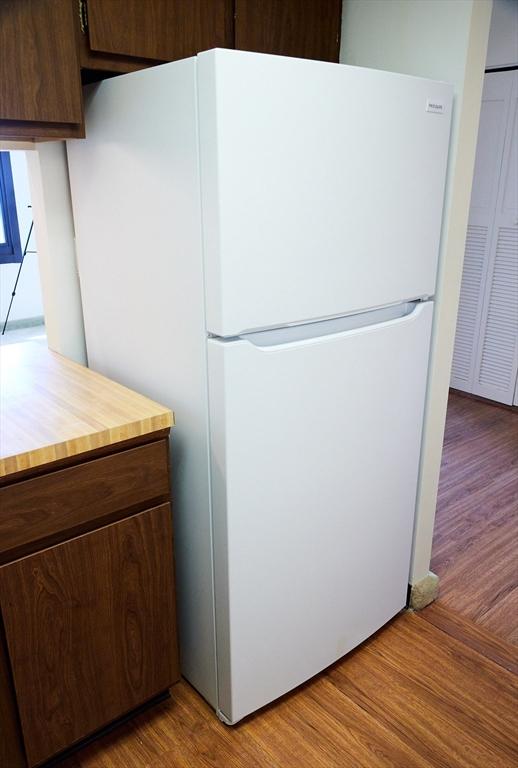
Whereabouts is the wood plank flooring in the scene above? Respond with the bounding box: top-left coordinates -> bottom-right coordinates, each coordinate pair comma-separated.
59,610 -> 518,768
58,391 -> 518,768
421,600 -> 518,675
430,392 -> 518,643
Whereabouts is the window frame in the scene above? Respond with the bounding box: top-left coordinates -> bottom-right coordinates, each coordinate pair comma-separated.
0,153 -> 22,264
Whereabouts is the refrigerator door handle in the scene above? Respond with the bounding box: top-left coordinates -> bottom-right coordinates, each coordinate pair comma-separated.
225,300 -> 429,349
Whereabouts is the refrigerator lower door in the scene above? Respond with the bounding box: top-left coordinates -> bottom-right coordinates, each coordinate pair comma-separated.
207,301 -> 434,724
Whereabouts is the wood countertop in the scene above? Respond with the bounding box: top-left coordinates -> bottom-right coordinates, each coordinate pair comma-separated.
0,343 -> 174,478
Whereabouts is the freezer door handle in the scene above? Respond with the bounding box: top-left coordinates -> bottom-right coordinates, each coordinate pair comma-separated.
221,301 -> 429,350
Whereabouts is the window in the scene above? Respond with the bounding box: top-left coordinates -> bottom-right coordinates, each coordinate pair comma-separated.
0,152 -> 22,264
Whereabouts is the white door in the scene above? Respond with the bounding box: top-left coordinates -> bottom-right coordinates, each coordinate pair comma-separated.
198,50 -> 452,336
451,71 -> 518,403
472,72 -> 518,404
207,301 -> 434,723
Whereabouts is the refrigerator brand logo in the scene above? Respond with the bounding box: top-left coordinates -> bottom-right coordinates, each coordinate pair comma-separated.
426,99 -> 445,114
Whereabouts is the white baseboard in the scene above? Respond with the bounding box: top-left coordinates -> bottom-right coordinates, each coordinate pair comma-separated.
1,315 -> 45,331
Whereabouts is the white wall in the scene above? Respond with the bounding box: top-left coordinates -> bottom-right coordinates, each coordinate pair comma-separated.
486,0 -> 518,68
27,142 -> 86,364
341,0 -> 492,584
0,151 -> 43,324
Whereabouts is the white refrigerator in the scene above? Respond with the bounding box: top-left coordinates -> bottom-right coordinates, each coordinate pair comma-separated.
67,49 -> 452,724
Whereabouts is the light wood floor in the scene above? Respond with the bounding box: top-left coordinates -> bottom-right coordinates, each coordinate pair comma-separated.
61,392 -> 518,768
431,392 -> 518,644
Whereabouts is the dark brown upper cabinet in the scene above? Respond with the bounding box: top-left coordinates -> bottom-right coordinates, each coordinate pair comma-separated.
82,0 -> 233,67
0,0 -> 84,139
235,0 -> 342,62
0,0 -> 342,142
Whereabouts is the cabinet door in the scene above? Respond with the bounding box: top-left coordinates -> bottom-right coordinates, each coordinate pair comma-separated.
235,0 -> 342,62
0,504 -> 178,767
85,0 -> 232,62
0,631 -> 24,768
0,0 -> 82,124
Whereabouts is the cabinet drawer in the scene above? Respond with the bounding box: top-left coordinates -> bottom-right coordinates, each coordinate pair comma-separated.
0,503 -> 178,767
0,439 -> 169,563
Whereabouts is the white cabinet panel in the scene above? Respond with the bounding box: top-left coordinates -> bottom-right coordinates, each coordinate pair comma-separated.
207,302 -> 433,723
198,49 -> 451,336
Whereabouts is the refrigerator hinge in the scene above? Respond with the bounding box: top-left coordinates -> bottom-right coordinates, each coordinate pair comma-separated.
217,708 -> 233,726
79,0 -> 88,34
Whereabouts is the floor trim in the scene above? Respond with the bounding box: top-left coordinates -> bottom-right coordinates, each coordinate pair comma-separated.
408,571 -> 439,610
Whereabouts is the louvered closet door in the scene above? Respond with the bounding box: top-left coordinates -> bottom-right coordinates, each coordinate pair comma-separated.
472,71 -> 518,404
451,71 -> 514,391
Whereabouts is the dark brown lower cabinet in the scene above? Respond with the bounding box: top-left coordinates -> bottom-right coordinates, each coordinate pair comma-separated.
0,626 -> 25,768
0,436 -> 179,768
0,503 -> 177,767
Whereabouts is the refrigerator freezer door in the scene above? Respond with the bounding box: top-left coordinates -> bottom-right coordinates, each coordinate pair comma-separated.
198,49 -> 452,337
207,301 -> 434,723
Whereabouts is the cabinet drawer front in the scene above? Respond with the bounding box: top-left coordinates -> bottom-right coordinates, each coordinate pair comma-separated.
0,503 -> 178,767
0,440 -> 169,563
